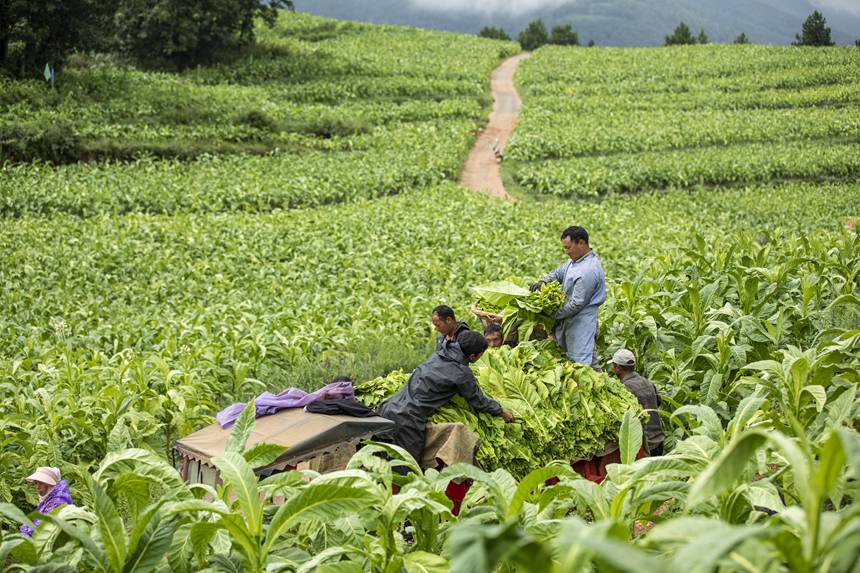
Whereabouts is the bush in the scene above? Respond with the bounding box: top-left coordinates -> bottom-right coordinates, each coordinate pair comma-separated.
114,0 -> 292,70
233,110 -> 279,132
550,24 -> 579,46
478,26 -> 511,41
518,20 -> 549,51
282,114 -> 370,138
0,121 -> 81,164
793,11 -> 834,47
665,22 -> 696,46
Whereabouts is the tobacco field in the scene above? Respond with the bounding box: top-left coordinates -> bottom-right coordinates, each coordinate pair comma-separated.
508,44 -> 860,198
1,11 -> 859,573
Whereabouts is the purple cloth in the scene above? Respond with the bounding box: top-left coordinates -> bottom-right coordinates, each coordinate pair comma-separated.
20,479 -> 73,536
216,381 -> 356,428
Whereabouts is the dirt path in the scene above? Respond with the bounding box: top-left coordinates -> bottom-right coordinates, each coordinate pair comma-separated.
459,52 -> 530,200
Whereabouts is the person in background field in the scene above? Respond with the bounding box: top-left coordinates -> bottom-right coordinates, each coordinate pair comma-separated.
531,226 -> 605,370
377,331 -> 514,468
483,323 -> 516,349
432,305 -> 470,350
611,349 -> 665,456
483,323 -> 504,348
19,467 -> 74,536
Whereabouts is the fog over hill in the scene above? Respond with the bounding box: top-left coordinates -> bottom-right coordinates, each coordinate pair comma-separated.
295,0 -> 860,46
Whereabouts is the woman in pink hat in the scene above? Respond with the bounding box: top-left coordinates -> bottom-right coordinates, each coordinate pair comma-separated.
20,467 -> 74,536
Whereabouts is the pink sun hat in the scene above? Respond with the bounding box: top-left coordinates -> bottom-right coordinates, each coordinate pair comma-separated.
25,467 -> 61,486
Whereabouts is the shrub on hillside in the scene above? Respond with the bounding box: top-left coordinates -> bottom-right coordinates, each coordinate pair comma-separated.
665,22 -> 697,46
0,121 -> 81,164
518,20 -> 549,51
793,11 -> 834,46
114,0 -> 293,70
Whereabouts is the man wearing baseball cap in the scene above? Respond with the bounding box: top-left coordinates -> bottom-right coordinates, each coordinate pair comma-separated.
19,467 -> 74,536
611,349 -> 665,456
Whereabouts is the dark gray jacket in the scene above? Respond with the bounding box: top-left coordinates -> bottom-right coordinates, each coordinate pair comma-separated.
621,371 -> 665,453
378,341 -> 502,463
435,320 -> 471,351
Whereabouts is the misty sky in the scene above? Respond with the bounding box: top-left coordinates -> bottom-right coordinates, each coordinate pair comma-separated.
814,0 -> 860,17
407,0 -> 860,17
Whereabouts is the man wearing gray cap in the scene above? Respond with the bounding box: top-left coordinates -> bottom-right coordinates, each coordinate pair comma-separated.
611,349 -> 664,456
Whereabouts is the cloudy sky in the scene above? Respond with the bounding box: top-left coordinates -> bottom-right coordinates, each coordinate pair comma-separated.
814,0 -> 860,17
406,0 -> 570,15
406,0 -> 860,17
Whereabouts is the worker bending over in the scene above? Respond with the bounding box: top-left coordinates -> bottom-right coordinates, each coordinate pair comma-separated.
611,349 -> 665,456
532,226 -> 606,369
378,330 -> 514,465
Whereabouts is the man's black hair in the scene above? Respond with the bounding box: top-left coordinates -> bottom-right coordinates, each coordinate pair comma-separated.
483,323 -> 503,335
560,226 -> 589,244
332,375 -> 353,383
458,330 -> 489,357
432,305 -> 456,320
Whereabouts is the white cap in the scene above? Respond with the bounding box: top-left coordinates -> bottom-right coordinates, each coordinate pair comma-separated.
26,467 -> 61,486
611,349 -> 636,367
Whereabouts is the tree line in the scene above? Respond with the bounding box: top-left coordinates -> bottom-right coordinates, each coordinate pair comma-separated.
480,10 -> 848,49
480,21 -> 591,50
0,0 -> 293,79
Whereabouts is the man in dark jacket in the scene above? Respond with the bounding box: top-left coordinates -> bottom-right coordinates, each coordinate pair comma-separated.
611,349 -> 665,456
432,305 -> 470,350
378,330 -> 514,465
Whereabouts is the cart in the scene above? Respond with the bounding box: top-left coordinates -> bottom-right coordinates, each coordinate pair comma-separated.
174,408 -> 396,485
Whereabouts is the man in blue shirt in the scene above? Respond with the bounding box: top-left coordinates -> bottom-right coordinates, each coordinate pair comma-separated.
531,226 -> 606,368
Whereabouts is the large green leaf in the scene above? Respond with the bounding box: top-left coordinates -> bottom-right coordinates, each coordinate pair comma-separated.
814,430 -> 846,500
472,281 -> 530,307
91,479 -> 128,573
0,536 -> 37,565
555,518 -> 667,573
243,442 -> 288,469
508,462 -> 572,519
211,452 -> 263,537
619,408 -> 643,465
122,517 -> 177,573
448,519 -> 554,573
549,478 -> 609,519
403,550 -> 449,573
297,547 -> 362,573
37,513 -> 108,572
0,502 -> 35,528
262,482 -> 378,555
95,449 -> 188,495
727,389 -> 767,441
646,517 -> 769,572
686,431 -> 767,508
382,488 -> 451,529
226,400 -> 257,455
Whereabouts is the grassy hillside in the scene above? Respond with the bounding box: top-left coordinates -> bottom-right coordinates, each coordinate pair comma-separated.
0,14 -> 517,214
508,44 -> 860,198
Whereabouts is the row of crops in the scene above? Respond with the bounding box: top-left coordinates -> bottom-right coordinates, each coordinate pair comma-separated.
508,44 -> 860,198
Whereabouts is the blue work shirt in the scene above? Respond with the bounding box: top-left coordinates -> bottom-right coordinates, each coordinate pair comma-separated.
542,250 -> 606,364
